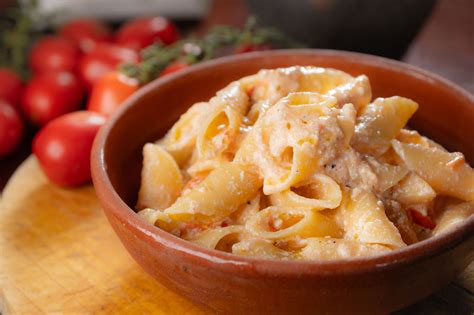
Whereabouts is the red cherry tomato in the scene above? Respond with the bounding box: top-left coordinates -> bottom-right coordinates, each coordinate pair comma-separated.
235,43 -> 272,54
79,43 -> 139,90
115,16 -> 179,50
21,71 -> 84,126
59,18 -> 112,53
29,36 -> 81,74
409,208 -> 436,229
0,68 -> 23,107
159,61 -> 189,77
33,110 -> 106,186
0,100 -> 24,157
87,72 -> 138,117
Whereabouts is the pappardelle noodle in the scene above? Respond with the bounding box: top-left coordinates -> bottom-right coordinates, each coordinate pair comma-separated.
136,66 -> 474,260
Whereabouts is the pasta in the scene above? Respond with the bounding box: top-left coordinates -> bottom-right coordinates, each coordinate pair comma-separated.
188,225 -> 246,251
352,96 -> 418,155
163,102 -> 210,166
392,172 -> 436,206
136,66 -> 474,260
392,140 -> 474,201
136,144 -> 183,210
164,162 -> 262,223
341,189 -> 405,248
300,238 -> 391,260
433,201 -> 474,236
270,174 -> 342,211
245,206 -> 342,240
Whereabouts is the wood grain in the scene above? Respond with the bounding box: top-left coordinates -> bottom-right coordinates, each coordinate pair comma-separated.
0,156 -> 206,315
0,156 -> 473,314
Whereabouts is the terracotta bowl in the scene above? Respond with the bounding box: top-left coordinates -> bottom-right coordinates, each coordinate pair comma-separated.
91,50 -> 474,314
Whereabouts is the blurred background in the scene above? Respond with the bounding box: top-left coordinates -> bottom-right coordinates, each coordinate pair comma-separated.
0,0 -> 472,188
1,0 -> 439,58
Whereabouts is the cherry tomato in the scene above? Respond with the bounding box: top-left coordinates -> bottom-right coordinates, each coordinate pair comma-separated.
159,61 -> 189,77
235,43 -> 272,54
21,71 -> 84,126
29,36 -> 81,74
115,16 -> 179,50
79,43 -> 139,90
87,72 -> 138,117
33,111 -> 106,186
59,18 -> 112,53
0,100 -> 24,157
0,68 -> 23,107
409,208 -> 436,229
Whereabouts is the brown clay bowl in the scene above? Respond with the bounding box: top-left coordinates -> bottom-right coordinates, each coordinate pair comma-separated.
91,49 -> 474,314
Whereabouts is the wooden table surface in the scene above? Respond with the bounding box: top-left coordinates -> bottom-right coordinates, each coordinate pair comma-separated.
0,0 -> 473,313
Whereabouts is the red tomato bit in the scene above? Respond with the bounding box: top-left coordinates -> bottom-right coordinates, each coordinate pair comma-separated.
409,208 -> 436,229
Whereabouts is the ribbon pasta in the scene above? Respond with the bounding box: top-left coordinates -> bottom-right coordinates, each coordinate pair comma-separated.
136,66 -> 474,261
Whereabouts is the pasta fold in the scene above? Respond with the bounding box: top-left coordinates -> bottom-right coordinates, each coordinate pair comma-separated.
270,174 -> 342,211
392,140 -> 474,201
343,189 -> 406,248
137,144 -> 184,210
352,97 -> 418,155
165,163 -> 262,223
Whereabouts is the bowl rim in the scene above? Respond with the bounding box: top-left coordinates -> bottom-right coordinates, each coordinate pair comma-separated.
92,49 -> 474,277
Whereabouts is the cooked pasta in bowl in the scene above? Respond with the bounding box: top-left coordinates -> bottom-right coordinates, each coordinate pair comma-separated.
91,50 -> 474,314
136,66 -> 474,261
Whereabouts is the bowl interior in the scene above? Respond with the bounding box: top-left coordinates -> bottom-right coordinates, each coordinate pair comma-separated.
102,50 -> 474,209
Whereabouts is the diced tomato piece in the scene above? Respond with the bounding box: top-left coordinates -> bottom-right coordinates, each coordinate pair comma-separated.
409,208 -> 436,229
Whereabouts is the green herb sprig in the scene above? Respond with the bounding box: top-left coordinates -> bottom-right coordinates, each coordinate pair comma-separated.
119,17 -> 301,84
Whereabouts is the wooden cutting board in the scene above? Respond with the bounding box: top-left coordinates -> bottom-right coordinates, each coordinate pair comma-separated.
0,156 -> 207,315
0,156 -> 473,314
